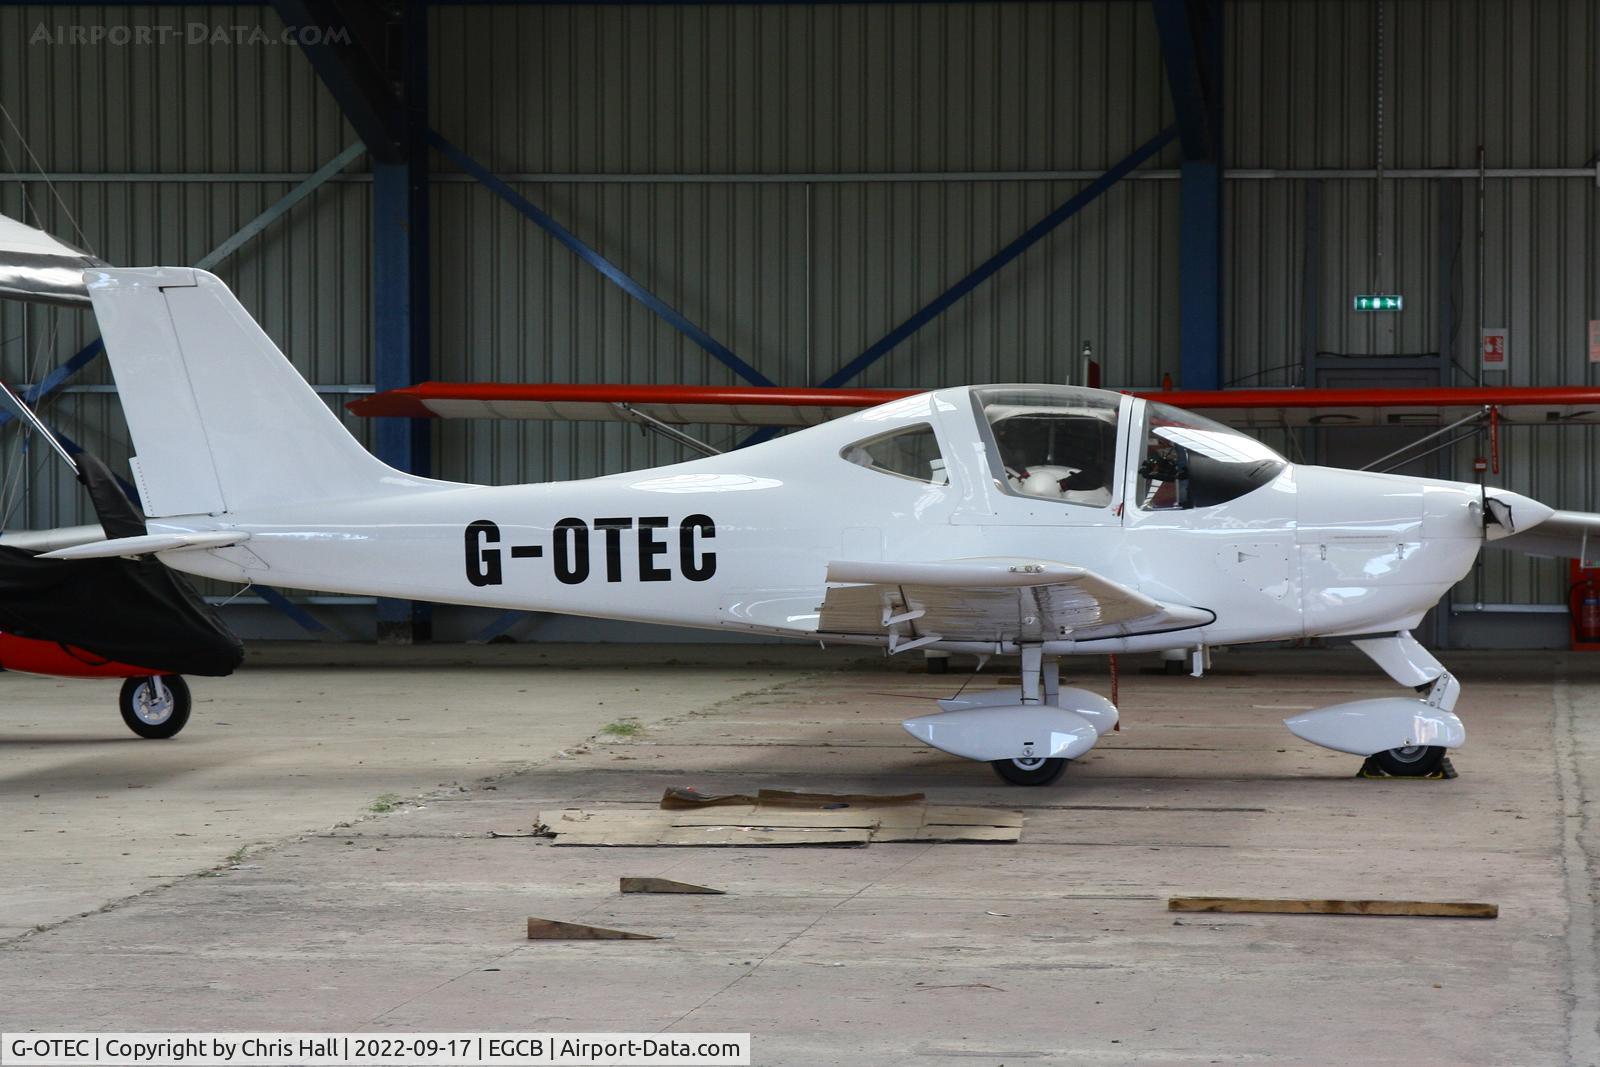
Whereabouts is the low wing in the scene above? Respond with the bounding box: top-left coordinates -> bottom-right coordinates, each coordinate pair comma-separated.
816,558 -> 1212,649
350,382 -> 1600,429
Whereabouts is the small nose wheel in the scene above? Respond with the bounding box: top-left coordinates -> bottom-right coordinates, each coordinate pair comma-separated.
990,756 -> 1067,786
119,675 -> 192,739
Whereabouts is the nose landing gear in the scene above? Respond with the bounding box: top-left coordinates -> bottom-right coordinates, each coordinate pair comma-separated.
119,675 -> 192,739
1283,631 -> 1464,776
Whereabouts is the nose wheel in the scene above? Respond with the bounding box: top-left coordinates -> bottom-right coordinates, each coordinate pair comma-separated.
990,756 -> 1067,786
119,675 -> 192,739
1371,744 -> 1446,777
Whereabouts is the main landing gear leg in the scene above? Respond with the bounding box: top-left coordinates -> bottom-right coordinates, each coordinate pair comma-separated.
989,646 -> 1068,786
902,649 -> 1113,786
1282,631 -> 1465,777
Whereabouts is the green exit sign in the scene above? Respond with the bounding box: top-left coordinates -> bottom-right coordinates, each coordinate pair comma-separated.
1353,293 -> 1404,311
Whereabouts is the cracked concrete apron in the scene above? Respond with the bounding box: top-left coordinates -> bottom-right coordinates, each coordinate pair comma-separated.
2,648 -> 1596,1065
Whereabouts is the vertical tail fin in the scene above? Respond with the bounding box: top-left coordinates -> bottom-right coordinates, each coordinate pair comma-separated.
89,267 -> 406,517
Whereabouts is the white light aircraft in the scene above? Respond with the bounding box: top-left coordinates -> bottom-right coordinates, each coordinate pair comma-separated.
35,266 -> 1600,784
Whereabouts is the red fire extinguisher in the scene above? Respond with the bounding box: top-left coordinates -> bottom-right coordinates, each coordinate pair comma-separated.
1572,576 -> 1600,646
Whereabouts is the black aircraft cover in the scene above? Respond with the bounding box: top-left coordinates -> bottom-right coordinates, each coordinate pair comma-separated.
0,453 -> 244,676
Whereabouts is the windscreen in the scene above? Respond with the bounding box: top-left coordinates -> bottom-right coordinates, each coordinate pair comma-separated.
1136,401 -> 1286,510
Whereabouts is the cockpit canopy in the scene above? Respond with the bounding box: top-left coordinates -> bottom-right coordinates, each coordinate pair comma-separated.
971,386 -> 1120,507
836,384 -> 1287,512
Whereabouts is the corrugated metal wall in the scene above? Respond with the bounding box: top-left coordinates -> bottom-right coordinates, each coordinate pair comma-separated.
0,4 -> 368,538
428,2 -> 1182,484
2,0 -> 1597,620
1225,0 -> 1600,605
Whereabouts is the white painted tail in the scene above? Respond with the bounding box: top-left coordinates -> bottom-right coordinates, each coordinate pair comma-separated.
89,267 -> 405,517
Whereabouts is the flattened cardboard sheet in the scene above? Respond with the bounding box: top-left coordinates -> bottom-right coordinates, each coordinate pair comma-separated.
535,792 -> 1022,847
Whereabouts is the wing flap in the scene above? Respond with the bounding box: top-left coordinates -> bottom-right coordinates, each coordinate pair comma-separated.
817,558 -> 1209,646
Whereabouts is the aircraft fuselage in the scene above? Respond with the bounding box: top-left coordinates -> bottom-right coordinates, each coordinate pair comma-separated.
151,388 -> 1489,654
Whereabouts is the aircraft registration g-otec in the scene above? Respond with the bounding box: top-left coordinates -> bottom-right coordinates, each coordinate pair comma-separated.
51,266 -> 1600,784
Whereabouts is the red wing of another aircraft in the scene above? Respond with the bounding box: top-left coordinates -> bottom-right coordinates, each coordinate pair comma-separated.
349,382 -> 1600,429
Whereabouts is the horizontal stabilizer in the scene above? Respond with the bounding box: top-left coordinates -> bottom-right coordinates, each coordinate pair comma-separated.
0,524 -> 107,554
40,531 -> 247,561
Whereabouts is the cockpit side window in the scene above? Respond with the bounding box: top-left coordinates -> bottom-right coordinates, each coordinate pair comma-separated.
1136,402 -> 1287,510
973,387 -> 1120,508
840,424 -> 949,485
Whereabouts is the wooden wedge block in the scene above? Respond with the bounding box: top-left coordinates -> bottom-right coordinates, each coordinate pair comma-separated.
620,877 -> 724,895
660,788 -> 757,809
526,917 -> 659,940
1168,896 -> 1497,919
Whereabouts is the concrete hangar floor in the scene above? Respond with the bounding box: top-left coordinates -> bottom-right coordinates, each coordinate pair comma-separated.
1,644 -> 1596,1065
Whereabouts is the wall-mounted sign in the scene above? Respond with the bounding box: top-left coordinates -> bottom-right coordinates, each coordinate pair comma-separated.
1353,294 -> 1404,311
1589,319 -> 1600,364
1482,327 -> 1509,370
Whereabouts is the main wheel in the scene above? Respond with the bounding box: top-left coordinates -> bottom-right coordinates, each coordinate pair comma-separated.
990,756 -> 1067,786
119,676 -> 192,739
1371,744 -> 1445,777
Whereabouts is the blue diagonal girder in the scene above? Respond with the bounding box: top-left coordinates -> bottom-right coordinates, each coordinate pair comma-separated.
819,124 -> 1180,392
428,131 -> 775,390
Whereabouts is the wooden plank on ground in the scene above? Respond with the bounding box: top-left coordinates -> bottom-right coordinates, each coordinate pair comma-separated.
1168,896 -> 1498,919
872,824 -> 1022,844
551,825 -> 872,847
919,806 -> 1027,828
527,917 -> 659,940
538,801 -> 1019,847
667,809 -> 881,828
656,825 -> 872,847
755,789 -> 926,808
620,877 -> 724,895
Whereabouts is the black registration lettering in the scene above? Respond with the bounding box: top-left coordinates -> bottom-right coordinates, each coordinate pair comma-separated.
552,518 -> 590,585
637,517 -> 672,582
468,515 -> 716,585
594,517 -> 633,583
465,520 -> 502,586
679,514 -> 716,581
